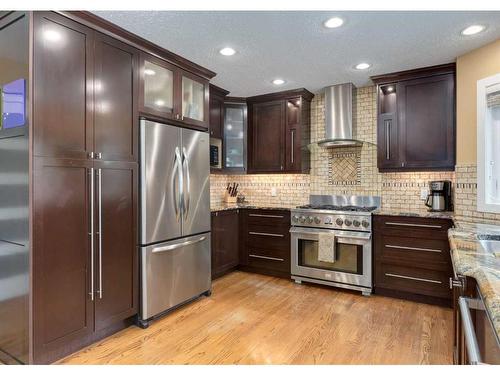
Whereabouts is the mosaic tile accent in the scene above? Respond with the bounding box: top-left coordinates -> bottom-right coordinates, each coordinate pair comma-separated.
328,149 -> 361,186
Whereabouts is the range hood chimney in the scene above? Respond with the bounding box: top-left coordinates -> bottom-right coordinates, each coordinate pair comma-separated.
318,83 -> 362,148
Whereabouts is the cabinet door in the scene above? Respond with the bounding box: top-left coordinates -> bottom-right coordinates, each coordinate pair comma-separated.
94,33 -> 139,162
33,157 -> 95,363
249,100 -> 285,172
180,70 -> 209,129
33,12 -> 94,160
139,53 -> 177,121
209,95 -> 223,138
285,98 -> 301,171
94,162 -> 138,331
398,74 -> 455,170
223,103 -> 247,172
211,210 -> 239,278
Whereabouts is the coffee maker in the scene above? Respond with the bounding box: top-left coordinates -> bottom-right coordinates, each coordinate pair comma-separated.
425,180 -> 452,212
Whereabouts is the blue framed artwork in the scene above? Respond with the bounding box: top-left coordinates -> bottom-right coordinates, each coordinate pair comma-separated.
1,78 -> 26,130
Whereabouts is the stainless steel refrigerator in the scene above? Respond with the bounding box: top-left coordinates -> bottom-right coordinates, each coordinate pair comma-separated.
138,119 -> 211,328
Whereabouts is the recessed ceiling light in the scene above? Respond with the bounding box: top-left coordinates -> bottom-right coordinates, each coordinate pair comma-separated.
461,25 -> 485,36
219,47 -> 236,56
144,69 -> 156,76
272,79 -> 285,85
154,99 -> 165,106
355,62 -> 371,70
386,86 -> 394,92
324,17 -> 344,29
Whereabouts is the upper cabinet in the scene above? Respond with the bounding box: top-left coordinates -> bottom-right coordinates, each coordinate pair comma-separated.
33,13 -> 139,162
139,53 -> 210,130
224,98 -> 247,173
372,64 -> 456,172
209,84 -> 229,139
247,89 -> 313,174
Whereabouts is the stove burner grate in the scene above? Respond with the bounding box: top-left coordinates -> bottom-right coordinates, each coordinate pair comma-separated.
296,204 -> 378,212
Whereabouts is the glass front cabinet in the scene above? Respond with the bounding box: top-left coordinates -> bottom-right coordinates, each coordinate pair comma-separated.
139,53 -> 209,129
223,101 -> 247,173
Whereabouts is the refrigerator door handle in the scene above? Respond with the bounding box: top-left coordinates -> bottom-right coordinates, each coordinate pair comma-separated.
173,147 -> 183,221
152,235 -> 207,253
182,147 -> 191,219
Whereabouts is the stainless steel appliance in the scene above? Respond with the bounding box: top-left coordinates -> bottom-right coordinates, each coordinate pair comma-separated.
425,180 -> 452,212
210,138 -> 222,169
138,119 -> 211,328
290,195 -> 380,296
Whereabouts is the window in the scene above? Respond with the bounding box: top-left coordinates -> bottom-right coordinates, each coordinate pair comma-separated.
477,73 -> 500,213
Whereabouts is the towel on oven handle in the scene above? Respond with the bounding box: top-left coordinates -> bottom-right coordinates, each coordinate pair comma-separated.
318,232 -> 336,263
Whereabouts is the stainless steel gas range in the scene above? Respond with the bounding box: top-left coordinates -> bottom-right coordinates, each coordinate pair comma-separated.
290,195 -> 381,296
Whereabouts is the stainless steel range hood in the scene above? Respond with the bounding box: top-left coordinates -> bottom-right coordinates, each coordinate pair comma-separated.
318,83 -> 363,148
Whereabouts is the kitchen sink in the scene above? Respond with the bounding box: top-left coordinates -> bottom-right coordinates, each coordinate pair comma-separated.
479,240 -> 500,258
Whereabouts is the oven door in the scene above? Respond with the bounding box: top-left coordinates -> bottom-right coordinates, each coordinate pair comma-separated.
290,226 -> 372,288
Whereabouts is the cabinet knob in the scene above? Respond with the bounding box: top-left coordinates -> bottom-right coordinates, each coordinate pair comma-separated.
88,152 -> 95,159
96,152 -> 102,160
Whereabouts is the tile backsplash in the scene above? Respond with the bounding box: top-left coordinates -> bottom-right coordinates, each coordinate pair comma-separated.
210,86 -> 499,224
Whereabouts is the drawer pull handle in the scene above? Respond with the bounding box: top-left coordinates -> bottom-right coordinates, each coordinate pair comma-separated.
385,222 -> 442,229
385,273 -> 442,284
249,254 -> 284,262
249,213 -> 284,219
385,244 -> 442,253
249,231 -> 284,238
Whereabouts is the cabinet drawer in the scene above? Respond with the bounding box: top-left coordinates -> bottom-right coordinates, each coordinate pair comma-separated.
245,225 -> 289,250
378,235 -> 450,269
374,215 -> 452,240
376,263 -> 451,299
245,209 -> 290,228
247,247 -> 289,273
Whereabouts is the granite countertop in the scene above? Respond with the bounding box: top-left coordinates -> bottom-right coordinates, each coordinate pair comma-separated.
374,208 -> 455,220
210,202 -> 294,212
448,222 -> 500,343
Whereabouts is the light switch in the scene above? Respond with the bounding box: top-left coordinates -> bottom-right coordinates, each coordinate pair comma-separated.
420,188 -> 429,200
271,187 -> 278,197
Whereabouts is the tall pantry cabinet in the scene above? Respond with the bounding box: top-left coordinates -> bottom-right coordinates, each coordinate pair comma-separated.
32,12 -> 138,363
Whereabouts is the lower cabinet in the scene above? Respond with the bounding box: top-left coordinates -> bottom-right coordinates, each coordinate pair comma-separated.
373,215 -> 453,306
211,209 -> 239,279
32,158 -> 138,363
239,209 -> 291,278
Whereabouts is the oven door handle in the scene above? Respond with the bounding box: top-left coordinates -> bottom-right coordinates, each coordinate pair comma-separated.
289,227 -> 371,240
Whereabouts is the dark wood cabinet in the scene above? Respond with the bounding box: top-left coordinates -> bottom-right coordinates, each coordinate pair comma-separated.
209,84 -> 229,139
139,52 -> 210,130
33,12 -> 94,160
373,215 -> 454,306
211,210 -> 239,279
239,209 -> 291,278
249,100 -> 285,172
94,161 -> 138,331
32,12 -> 140,364
247,89 -> 313,174
94,33 -> 139,162
372,64 -> 456,172
33,158 -> 95,364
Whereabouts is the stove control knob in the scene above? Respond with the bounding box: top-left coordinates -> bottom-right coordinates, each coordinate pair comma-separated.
362,220 -> 370,228
335,218 -> 344,226
299,216 -> 306,223
353,219 -> 361,227
314,217 -> 321,224
324,217 -> 332,224
292,215 -> 299,222
307,216 -> 314,224
344,219 -> 352,226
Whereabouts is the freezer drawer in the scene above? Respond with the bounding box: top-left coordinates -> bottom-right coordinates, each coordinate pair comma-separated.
140,233 -> 211,320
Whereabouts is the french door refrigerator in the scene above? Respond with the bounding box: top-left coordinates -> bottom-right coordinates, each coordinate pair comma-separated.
138,119 -> 211,327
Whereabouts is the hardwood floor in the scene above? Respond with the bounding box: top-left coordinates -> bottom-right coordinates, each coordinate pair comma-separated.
59,271 -> 453,365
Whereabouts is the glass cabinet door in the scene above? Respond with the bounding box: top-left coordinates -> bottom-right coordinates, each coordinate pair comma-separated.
224,103 -> 246,171
181,75 -> 205,123
141,56 -> 175,118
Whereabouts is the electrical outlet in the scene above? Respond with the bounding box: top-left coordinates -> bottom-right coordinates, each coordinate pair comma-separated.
271,187 -> 278,197
420,188 -> 429,200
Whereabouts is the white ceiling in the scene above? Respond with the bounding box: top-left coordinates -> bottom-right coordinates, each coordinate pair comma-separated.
94,11 -> 500,97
